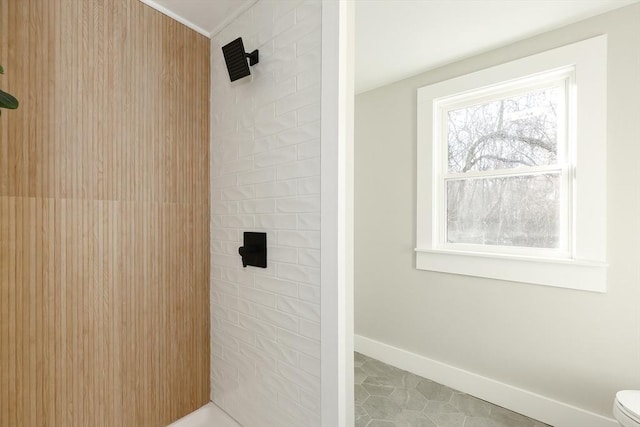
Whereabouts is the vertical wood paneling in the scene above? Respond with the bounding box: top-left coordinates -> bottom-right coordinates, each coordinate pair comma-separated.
0,1 -> 210,426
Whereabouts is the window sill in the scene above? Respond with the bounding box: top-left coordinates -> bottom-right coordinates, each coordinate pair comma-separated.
415,248 -> 607,292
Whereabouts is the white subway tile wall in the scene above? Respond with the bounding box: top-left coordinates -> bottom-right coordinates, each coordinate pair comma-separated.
210,1 -> 322,426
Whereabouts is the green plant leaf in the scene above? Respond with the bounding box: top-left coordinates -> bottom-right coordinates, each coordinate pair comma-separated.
0,65 -> 4,74
0,89 -> 19,109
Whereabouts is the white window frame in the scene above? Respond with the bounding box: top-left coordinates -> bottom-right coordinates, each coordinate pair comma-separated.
416,35 -> 608,292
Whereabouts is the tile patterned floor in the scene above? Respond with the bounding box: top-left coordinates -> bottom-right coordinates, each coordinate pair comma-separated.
354,352 -> 552,427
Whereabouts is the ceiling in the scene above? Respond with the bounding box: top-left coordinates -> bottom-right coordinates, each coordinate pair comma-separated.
142,0 -> 638,93
140,0 -> 257,37
355,0 -> 639,93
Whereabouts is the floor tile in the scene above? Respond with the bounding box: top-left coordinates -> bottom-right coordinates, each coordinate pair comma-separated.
389,388 -> 428,411
363,376 -> 397,396
354,352 -> 550,427
450,392 -> 492,417
363,395 -> 403,420
355,384 -> 370,405
416,379 -> 455,402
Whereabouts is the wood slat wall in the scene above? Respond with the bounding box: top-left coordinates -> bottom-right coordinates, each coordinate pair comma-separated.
0,1 -> 211,426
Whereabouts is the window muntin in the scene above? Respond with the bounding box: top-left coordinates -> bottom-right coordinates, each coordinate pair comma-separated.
434,72 -> 572,257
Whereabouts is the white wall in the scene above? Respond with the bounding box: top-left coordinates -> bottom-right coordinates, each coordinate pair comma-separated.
355,2 -> 640,422
209,1 -> 322,426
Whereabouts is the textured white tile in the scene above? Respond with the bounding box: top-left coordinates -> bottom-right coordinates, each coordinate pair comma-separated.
298,353 -> 321,377
212,240 -> 241,256
223,347 -> 255,373
297,140 -> 320,160
278,398 -> 321,427
211,201 -> 239,214
211,190 -> 224,202
297,176 -> 320,195
296,29 -> 321,57
221,320 -> 255,345
299,388 -> 321,414
278,230 -> 320,248
214,128 -> 254,146
274,18 -> 321,51
274,121 -> 320,147
255,110 -> 297,138
254,145 -> 298,168
253,257 -> 277,277
278,361 -> 321,396
256,334 -> 300,366
253,304 -> 300,332
295,1 -> 321,24
239,136 -> 271,157
258,42 -> 296,74
257,369 -> 300,402
221,186 -> 255,201
253,77 -> 296,108
255,180 -> 297,198
276,84 -> 319,115
239,199 -> 276,214
239,286 -> 277,307
237,168 -> 276,185
276,195 -> 320,213
211,0 -> 323,421
220,215 -> 255,228
254,213 -> 297,229
212,279 -> 239,296
211,302 -> 240,324
212,329 -> 240,354
277,296 -> 320,322
255,274 -> 299,297
222,157 -> 254,174
211,254 -> 240,267
278,263 -> 320,286
212,354 -> 239,379
298,248 -> 320,267
277,158 -> 320,180
296,102 -> 320,124
220,293 -> 240,311
298,284 -> 320,304
274,0 -> 301,20
238,341 -> 277,372
297,213 -> 320,231
272,9 -> 296,41
268,246 -> 299,263
212,228 -> 239,242
239,313 -> 277,340
255,103 -> 277,128
212,173 -> 237,189
275,50 -> 321,83
212,215 -> 223,229
237,297 -> 257,316
277,328 -> 320,357
220,267 -> 255,287
299,319 -> 320,341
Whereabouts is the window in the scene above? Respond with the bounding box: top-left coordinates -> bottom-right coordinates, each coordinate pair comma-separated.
416,36 -> 607,292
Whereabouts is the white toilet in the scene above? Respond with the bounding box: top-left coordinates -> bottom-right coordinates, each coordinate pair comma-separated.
614,390 -> 640,427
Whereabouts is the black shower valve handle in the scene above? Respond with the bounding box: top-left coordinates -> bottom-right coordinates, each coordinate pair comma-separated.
238,232 -> 267,269
238,245 -> 257,267
238,245 -> 260,256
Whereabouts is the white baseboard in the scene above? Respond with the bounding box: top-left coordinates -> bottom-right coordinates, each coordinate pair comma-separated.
355,335 -> 618,427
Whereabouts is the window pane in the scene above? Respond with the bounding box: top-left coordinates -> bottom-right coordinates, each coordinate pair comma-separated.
447,86 -> 561,173
446,174 -> 561,248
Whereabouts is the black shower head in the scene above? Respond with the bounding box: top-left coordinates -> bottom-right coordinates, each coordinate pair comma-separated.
222,37 -> 259,82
